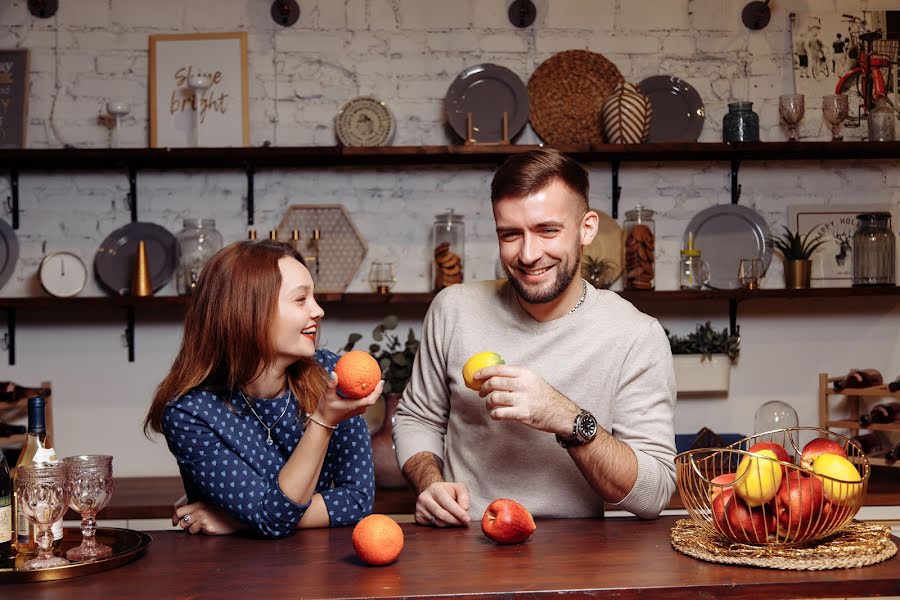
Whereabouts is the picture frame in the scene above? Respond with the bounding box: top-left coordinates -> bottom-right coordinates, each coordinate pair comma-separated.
787,203 -> 898,287
149,32 -> 249,148
0,49 -> 30,149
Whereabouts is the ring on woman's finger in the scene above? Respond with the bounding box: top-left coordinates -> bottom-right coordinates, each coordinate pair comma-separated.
182,514 -> 191,525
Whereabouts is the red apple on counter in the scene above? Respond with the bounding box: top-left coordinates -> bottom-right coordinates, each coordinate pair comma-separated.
775,470 -> 825,539
748,441 -> 791,474
799,438 -> 848,471
481,499 -> 536,545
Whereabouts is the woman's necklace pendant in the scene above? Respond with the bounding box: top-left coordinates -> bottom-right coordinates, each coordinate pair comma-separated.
266,433 -> 274,446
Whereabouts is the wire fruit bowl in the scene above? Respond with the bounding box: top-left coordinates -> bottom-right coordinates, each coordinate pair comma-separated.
675,428 -> 869,546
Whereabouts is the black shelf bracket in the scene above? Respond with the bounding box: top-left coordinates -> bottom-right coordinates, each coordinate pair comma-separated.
9,169 -> 19,229
4,307 -> 15,365
730,159 -> 741,204
128,166 -> 138,222
245,162 -> 255,226
611,160 -> 621,218
729,298 -> 738,337
125,305 -> 135,362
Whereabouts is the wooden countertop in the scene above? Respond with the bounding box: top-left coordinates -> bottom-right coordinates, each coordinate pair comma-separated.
82,467 -> 900,521
7,516 -> 899,599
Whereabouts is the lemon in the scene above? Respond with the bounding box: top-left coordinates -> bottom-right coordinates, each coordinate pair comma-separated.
462,351 -> 505,391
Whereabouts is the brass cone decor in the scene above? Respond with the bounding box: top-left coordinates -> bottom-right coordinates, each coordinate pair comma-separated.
784,259 -> 811,289
132,240 -> 153,296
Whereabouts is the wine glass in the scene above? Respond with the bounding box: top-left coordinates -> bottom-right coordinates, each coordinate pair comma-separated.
186,74 -> 213,147
779,94 -> 805,141
737,258 -> 764,290
15,462 -> 71,569
368,262 -> 396,294
63,455 -> 114,561
822,94 -> 849,141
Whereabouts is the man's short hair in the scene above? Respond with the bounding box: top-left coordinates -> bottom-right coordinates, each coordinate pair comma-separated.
490,148 -> 590,213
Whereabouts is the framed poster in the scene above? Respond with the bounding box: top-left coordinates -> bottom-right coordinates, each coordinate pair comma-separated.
149,32 -> 249,148
0,49 -> 29,148
788,203 -> 899,287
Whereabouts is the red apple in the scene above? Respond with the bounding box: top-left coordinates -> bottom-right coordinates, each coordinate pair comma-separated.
711,488 -> 734,537
481,499 -> 536,545
775,471 -> 825,539
709,473 -> 736,503
748,441 -> 791,474
723,494 -> 775,544
800,438 -> 848,471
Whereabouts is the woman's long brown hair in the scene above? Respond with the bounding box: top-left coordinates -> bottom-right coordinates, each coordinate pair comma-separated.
144,240 -> 328,435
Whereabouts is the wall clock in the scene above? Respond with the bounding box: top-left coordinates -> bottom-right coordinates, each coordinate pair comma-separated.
39,251 -> 87,297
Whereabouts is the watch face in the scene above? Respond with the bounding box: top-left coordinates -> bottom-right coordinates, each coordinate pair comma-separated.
578,413 -> 598,440
39,251 -> 87,297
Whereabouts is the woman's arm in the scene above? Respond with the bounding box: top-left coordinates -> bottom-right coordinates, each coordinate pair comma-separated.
316,415 -> 375,526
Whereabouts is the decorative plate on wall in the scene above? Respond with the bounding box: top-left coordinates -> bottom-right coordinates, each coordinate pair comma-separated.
637,75 -> 705,142
334,96 -> 395,147
583,208 -> 624,286
0,218 -> 19,291
445,63 -> 529,143
94,222 -> 177,295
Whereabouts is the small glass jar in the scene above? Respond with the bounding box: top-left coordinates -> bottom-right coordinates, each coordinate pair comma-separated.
852,212 -> 895,286
722,101 -> 759,143
867,96 -> 895,142
624,205 -> 655,290
176,218 -> 224,295
432,209 -> 464,292
679,248 -> 710,290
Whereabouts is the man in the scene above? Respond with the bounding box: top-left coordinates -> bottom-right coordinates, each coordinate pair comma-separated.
393,149 -> 676,527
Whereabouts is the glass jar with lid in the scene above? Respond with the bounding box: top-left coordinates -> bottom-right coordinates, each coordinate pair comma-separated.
176,218 -> 224,295
852,212 -> 895,286
624,205 -> 655,290
722,101 -> 760,143
867,96 -> 895,142
679,233 -> 710,290
432,209 -> 464,292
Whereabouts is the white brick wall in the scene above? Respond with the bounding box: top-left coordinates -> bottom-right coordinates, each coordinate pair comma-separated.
2,0 -> 900,478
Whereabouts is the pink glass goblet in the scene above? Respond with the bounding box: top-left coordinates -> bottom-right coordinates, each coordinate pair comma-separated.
63,455 -> 114,561
16,462 -> 71,569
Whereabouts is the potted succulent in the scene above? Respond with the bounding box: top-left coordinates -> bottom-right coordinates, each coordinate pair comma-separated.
582,256 -> 615,289
666,322 -> 740,394
767,226 -> 827,289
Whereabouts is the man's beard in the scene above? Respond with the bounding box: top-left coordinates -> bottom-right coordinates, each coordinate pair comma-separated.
504,246 -> 582,305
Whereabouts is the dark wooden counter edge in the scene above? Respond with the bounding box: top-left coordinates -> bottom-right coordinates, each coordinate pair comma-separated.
79,469 -> 900,521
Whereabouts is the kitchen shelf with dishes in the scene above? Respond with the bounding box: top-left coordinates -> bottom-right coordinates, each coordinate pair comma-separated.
818,372 -> 900,468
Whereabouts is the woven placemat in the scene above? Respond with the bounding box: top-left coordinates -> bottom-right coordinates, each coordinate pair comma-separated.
671,519 -> 897,570
528,49 -> 623,145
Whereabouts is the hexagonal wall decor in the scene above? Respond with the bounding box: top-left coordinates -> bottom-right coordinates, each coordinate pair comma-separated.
277,205 -> 367,293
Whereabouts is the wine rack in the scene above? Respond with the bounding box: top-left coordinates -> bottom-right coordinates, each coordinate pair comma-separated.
818,373 -> 900,468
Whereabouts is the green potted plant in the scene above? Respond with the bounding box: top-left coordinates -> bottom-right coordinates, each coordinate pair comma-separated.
666,322 -> 740,394
581,256 -> 615,289
766,226 -> 826,289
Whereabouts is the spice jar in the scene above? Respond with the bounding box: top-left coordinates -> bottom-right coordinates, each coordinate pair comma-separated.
852,212 -> 895,286
432,209 -> 464,291
624,205 -> 655,290
867,96 -> 895,142
722,102 -> 759,143
176,218 -> 223,295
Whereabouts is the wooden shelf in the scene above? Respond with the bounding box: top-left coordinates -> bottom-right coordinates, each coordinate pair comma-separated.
826,419 -> 900,432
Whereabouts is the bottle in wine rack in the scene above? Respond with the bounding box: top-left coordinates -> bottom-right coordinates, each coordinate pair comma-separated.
859,402 -> 900,426
848,432 -> 889,456
884,442 -> 900,464
833,369 -> 883,391
0,382 -> 50,404
0,422 -> 26,438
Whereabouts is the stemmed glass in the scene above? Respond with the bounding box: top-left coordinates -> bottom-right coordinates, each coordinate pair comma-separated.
368,262 -> 396,294
15,462 -> 71,569
63,455 -> 114,561
187,74 -> 212,147
822,94 -> 849,141
738,258 -> 764,290
779,93 -> 805,141
105,101 -> 130,149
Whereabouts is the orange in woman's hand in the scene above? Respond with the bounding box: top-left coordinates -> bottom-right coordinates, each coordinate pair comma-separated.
352,514 -> 404,566
335,350 -> 382,399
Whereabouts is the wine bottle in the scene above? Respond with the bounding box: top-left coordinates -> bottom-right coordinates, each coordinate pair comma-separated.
888,376 -> 900,393
0,448 -> 11,559
848,432 -> 888,455
0,422 -> 26,438
859,402 -> 900,426
884,442 -> 900,464
833,368 -> 883,391
0,382 -> 50,403
13,397 -> 62,554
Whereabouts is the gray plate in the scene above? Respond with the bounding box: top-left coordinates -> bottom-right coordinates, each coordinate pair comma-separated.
445,63 -> 528,143
638,75 -> 705,142
683,205 -> 772,290
94,222 -> 177,295
0,218 -> 19,291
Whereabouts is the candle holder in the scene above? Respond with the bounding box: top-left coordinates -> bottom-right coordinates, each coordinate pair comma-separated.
186,75 -> 213,147
105,101 -> 130,148
368,262 -> 396,294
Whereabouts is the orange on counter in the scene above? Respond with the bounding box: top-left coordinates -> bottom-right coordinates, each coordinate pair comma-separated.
335,350 -> 382,399
352,514 -> 404,566
462,351 -> 505,391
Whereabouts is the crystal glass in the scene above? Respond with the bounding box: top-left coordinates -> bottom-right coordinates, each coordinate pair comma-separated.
822,94 -> 849,141
368,262 -> 396,294
15,462 -> 70,569
737,258 -> 764,290
63,455 -> 114,561
779,94 -> 805,141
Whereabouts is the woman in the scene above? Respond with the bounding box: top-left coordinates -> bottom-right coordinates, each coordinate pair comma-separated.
144,240 -> 380,537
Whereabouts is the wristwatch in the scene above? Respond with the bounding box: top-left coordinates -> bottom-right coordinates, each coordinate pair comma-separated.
556,409 -> 598,449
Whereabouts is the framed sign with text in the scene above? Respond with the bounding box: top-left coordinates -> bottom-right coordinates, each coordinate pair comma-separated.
0,49 -> 29,148
149,32 -> 249,148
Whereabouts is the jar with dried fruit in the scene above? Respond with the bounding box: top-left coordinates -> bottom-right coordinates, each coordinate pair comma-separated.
432,209 -> 465,292
624,205 -> 655,290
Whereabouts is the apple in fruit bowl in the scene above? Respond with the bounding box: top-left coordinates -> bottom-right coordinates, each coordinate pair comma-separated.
747,442 -> 791,474
709,473 -> 736,503
482,499 -> 536,545
775,470 -> 825,540
800,438 -> 847,471
734,449 -> 783,507
811,453 -> 862,506
713,491 -> 774,544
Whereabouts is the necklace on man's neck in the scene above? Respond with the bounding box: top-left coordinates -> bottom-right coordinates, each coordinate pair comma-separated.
239,389 -> 290,446
568,279 -> 587,314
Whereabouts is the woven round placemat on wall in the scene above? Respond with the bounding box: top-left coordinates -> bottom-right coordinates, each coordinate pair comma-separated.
671,519 -> 897,571
527,49 -> 624,145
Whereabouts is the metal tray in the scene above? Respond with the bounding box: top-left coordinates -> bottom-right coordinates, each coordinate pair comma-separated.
0,527 -> 152,583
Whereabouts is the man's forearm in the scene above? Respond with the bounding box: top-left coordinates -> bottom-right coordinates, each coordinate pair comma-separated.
401,451 -> 445,494
568,428 -> 638,504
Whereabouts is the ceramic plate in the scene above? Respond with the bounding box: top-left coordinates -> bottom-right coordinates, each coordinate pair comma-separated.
638,75 -> 705,142
445,63 -> 528,143
583,209 -> 624,286
94,222 -> 177,295
334,96 -> 394,147
0,218 -> 18,291
683,205 -> 772,290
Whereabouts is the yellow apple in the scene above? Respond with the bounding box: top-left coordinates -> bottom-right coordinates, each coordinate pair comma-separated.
811,453 -> 862,506
734,449 -> 783,507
